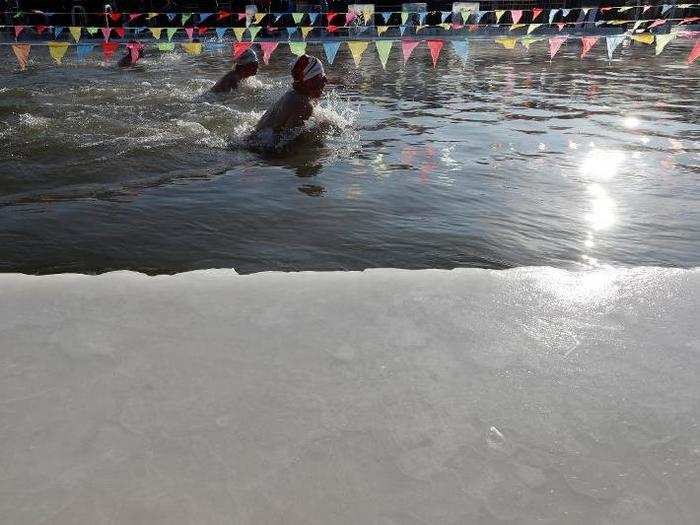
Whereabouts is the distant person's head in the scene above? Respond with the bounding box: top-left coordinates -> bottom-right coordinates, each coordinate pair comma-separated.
291,54 -> 327,99
235,48 -> 259,78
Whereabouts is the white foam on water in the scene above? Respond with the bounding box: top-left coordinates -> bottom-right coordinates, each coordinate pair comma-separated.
1,266 -> 698,523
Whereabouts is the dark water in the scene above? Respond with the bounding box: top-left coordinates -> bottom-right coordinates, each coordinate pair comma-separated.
1,40 -> 698,274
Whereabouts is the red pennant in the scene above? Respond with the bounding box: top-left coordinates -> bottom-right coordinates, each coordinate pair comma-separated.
648,19 -> 666,30
110,12 -> 122,23
14,25 -> 25,38
114,27 -> 126,38
451,23 -> 464,30
326,25 -> 339,33
185,27 -> 194,40
549,36 -> 568,59
126,42 -> 143,64
401,40 -> 420,63
35,25 -> 47,35
427,40 -> 444,68
260,41 -> 278,65
688,40 -> 700,64
467,24 -> 478,32
233,41 -> 251,59
101,41 -> 119,60
197,26 -> 208,35
128,13 -> 142,23
326,12 -> 338,23
532,8 -> 543,21
218,11 -> 231,21
680,17 -> 700,25
580,36 -> 599,58
511,10 -> 523,25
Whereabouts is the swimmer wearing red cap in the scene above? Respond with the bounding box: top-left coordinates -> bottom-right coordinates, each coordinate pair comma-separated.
254,54 -> 327,133
211,48 -> 259,93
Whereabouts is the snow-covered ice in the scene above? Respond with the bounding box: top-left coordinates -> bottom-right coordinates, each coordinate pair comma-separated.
1,266 -> 699,524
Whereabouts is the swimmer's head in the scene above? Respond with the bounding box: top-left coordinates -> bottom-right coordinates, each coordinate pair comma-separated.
235,48 -> 259,77
291,54 -> 327,99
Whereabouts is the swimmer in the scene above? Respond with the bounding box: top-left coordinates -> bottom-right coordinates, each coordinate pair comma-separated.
117,40 -> 145,67
210,48 -> 259,93
254,54 -> 327,134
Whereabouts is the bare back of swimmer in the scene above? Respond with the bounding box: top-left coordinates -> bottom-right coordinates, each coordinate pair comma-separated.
211,48 -> 259,93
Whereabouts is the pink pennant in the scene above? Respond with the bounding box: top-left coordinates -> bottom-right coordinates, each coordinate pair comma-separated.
557,22 -> 566,31
126,42 -> 143,64
451,23 -> 464,31
128,13 -> 142,23
427,40 -> 444,68
114,27 -> 126,39
688,40 -> 700,64
218,11 -> 231,21
185,27 -> 194,40
260,41 -> 278,65
346,12 -> 357,25
600,7 -> 613,13
511,10 -> 523,25
266,26 -> 278,33
467,24 -> 478,32
110,12 -> 122,23
680,17 -> 700,25
102,41 -> 119,60
648,19 -> 666,30
532,8 -> 543,21
233,41 -> 251,60
549,36 -> 568,59
237,13 -> 246,21
35,25 -> 47,35
643,5 -> 652,13
581,36 -> 599,58
197,26 -> 208,35
14,25 -> 25,39
401,40 -> 420,63
326,25 -> 339,33
101,27 -> 111,41
12,43 -> 30,70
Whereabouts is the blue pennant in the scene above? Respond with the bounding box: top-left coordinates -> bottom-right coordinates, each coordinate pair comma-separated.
441,11 -> 451,23
418,12 -> 427,25
323,42 -> 341,65
54,26 -> 65,38
286,26 -> 298,38
215,27 -> 227,39
451,40 -> 469,63
166,13 -> 177,22
399,25 -> 407,36
309,13 -> 319,25
76,43 -> 94,61
199,12 -> 213,22
661,5 -> 673,15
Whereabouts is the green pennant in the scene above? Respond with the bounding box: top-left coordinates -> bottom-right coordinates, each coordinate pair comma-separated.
158,42 -> 175,51
166,27 -> 178,41
375,40 -> 393,69
289,41 -> 307,56
292,13 -> 304,24
181,13 -> 193,25
86,27 -> 99,35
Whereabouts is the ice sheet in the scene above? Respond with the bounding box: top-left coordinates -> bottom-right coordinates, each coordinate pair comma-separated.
1,267 -> 699,524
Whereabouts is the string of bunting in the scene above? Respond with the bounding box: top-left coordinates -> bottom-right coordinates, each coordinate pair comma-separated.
5,30 -> 699,72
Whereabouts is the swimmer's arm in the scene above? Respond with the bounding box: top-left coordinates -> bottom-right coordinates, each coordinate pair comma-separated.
211,71 -> 238,93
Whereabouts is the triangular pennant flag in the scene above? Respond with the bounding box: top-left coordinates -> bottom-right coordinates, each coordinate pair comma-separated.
549,35 -> 568,59
562,9 -> 571,17
631,33 -> 654,44
286,26 -> 298,38
166,27 -> 177,41
233,41 -> 251,59
254,13 -> 266,25
249,26 -> 261,41
377,25 -> 389,36
110,12 -> 122,23
233,27 -> 246,42
401,40 -> 420,63
292,13 -> 304,24
605,34 -> 625,59
101,27 -> 110,41
687,39 -> 700,63
150,27 -> 162,39
452,23 -> 464,31
581,36 -> 599,58
661,5 -> 673,15
643,5 -> 652,13
157,42 -> 175,51
75,42 -> 94,61
362,7 -> 374,23
217,11 -> 230,21
300,26 -> 313,39
35,25 -> 48,35
495,10 -> 506,23
181,13 -> 193,25
146,13 -> 158,20
495,36 -> 518,49
128,13 -> 142,23
182,42 -> 202,55
199,12 -> 213,22
237,13 -> 247,22
346,11 -> 358,25
647,20 -> 666,30
126,42 -> 143,64
86,27 -> 99,36
509,24 -> 526,31
323,41 -> 341,64
618,7 -> 634,12
48,41 -> 69,64
511,10 -> 523,24
527,23 -> 542,34
655,33 -> 677,54
441,11 -> 451,23
375,40 -> 393,69
326,12 -> 338,23
114,27 -> 126,39
166,13 -> 176,22
474,11 -> 486,23
399,25 -> 407,36
416,25 -> 427,33
14,25 -> 25,39
418,12 -> 427,25
467,24 -> 478,31
557,22 -> 566,31
289,41 -> 307,56
309,13 -> 319,25
549,9 -> 558,24
581,8 -> 591,15
102,41 -> 119,60
633,20 -> 645,31
185,27 -> 194,40
438,23 -> 451,31
326,25 -> 339,33
451,40 -> 469,63
54,26 -> 65,38
215,27 -> 227,39
520,36 -> 544,50
11,43 -> 30,70
401,12 -> 409,25
260,41 -> 278,64
532,8 -> 543,21
347,41 -> 369,67
427,40 -> 444,68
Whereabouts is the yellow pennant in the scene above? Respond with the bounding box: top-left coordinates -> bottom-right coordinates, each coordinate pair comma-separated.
233,27 -> 246,42
181,42 -> 202,55
347,41 -> 369,67
438,23 -> 450,31
301,26 -> 313,40
147,13 -> 158,20
69,26 -> 81,42
631,33 -> 654,45
609,20 -> 627,26
520,36 -> 544,50
376,25 -> 389,36
527,24 -> 542,34
48,42 -> 69,64
401,12 -> 409,25
495,36 -> 517,50
655,33 -> 676,55
289,42 -> 307,56
509,23 -> 526,31
254,13 -> 266,25
495,10 -> 506,23
416,24 -> 427,32
150,27 -> 162,40
362,8 -> 374,22
248,26 -> 261,41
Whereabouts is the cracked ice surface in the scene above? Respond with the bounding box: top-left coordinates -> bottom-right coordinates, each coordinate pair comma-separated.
0,267 -> 699,524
